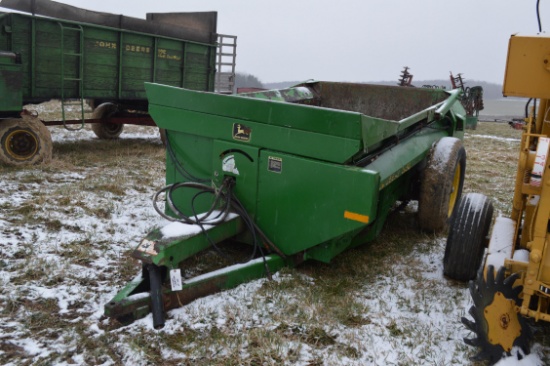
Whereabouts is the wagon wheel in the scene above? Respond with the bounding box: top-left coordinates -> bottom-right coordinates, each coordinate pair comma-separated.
418,137 -> 466,232
462,265 -> 531,365
91,102 -> 124,139
444,193 -> 493,281
0,117 -> 52,166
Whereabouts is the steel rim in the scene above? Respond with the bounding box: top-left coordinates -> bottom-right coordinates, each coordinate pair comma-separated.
4,129 -> 39,160
448,162 -> 461,217
484,291 -> 522,352
104,123 -> 122,134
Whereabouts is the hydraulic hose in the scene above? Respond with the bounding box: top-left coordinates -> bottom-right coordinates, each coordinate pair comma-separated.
152,176 -> 284,283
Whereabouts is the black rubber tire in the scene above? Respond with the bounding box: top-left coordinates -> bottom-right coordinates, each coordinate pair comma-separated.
0,117 -> 52,166
444,193 -> 494,281
91,102 -> 123,139
418,137 -> 466,232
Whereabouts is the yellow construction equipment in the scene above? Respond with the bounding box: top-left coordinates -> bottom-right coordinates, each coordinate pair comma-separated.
445,32 -> 550,364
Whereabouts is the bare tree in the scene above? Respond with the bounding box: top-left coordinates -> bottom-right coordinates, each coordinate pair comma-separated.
235,73 -> 264,89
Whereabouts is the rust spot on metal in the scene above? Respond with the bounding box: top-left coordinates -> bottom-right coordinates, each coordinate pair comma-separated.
500,313 -> 511,330
164,276 -> 229,311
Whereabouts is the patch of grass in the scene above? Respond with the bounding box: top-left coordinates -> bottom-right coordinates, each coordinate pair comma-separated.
11,257 -> 65,286
126,332 -> 165,365
93,183 -> 127,196
12,204 -> 35,217
22,298 -> 61,334
0,201 -> 11,209
44,219 -> 63,231
88,206 -> 112,220
60,239 -> 96,266
56,196 -> 72,207
463,122 -> 519,215
246,327 -> 287,363
11,240 -> 35,259
18,172 -> 46,184
0,341 -> 27,365
336,343 -> 362,359
53,134 -> 164,170
386,320 -> 403,337
1,295 -> 22,316
163,327 -> 202,353
340,313 -> 372,327
299,326 -> 337,347
115,254 -> 143,281
5,118 -> 548,365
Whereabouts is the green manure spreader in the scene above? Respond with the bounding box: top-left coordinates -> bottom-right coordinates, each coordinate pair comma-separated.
106,81 -> 470,328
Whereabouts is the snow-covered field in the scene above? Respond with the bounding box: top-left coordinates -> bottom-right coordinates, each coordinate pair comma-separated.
478,99 -> 525,122
0,123 -> 548,365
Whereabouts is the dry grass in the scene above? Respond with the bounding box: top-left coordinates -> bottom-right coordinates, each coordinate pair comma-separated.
463,123 -> 521,215
1,119 -> 548,365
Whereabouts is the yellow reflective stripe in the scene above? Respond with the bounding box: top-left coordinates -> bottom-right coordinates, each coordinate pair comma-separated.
344,211 -> 370,224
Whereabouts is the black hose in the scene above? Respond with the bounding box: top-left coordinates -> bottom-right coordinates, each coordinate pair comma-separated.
525,98 -> 532,118
190,188 -> 232,259
148,264 -> 165,329
167,182 -> 225,225
152,176 -> 280,274
153,181 -> 229,225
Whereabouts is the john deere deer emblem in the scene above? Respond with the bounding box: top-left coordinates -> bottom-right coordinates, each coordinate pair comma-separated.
233,123 -> 251,142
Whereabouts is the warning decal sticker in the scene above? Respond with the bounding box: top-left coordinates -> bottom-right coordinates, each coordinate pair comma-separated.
137,239 -> 158,256
268,156 -> 282,173
222,155 -> 240,175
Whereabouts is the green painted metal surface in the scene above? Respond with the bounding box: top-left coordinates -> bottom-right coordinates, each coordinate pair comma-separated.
105,254 -> 287,320
132,215 -> 245,268
0,53 -> 22,111
146,81 -> 466,263
146,84 -> 364,137
465,116 -> 478,129
0,11 -> 215,112
254,151 -> 379,255
367,128 -> 448,189
107,80 -> 468,323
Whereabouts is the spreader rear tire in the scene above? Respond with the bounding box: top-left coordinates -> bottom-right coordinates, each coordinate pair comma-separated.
91,102 -> 123,139
0,117 -> 52,166
444,193 -> 493,281
418,137 -> 466,232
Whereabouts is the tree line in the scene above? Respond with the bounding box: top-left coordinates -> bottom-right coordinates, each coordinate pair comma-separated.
235,72 -> 506,100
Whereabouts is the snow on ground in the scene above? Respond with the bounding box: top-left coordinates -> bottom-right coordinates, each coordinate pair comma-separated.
0,125 -> 548,365
466,134 -> 521,143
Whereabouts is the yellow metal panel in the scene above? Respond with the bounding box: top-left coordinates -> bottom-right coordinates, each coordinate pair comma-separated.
503,34 -> 550,99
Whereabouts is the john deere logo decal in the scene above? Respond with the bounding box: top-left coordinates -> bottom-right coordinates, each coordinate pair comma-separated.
233,123 -> 251,142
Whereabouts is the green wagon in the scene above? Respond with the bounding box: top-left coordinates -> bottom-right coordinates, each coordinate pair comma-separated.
0,0 -> 224,166
106,81 -> 468,328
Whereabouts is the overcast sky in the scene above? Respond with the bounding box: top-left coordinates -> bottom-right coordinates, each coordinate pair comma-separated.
3,0 -> 543,84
